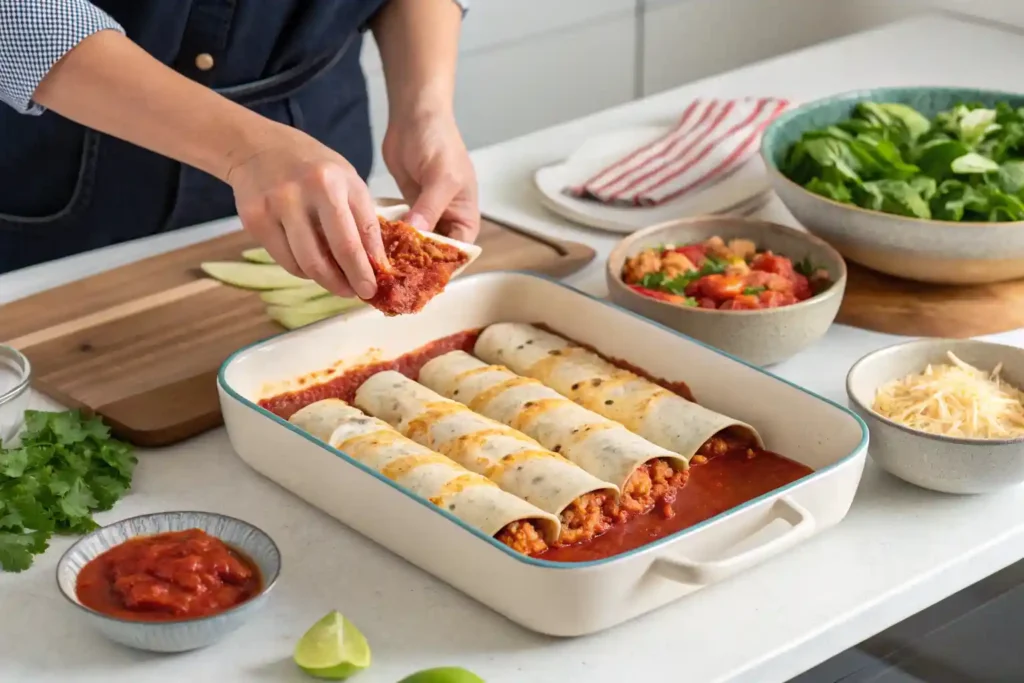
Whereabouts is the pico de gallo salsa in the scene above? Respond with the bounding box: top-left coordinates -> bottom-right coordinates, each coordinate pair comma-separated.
621,236 -> 832,310
75,529 -> 262,621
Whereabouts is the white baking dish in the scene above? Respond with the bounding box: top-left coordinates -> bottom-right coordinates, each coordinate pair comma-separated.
218,272 -> 868,637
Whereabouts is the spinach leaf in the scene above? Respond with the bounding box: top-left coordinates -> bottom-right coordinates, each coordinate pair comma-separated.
909,176 -> 938,201
781,99 -> 1024,223
950,152 -> 1000,174
997,160 -> 1024,195
854,180 -> 931,219
914,139 -> 970,179
805,177 -> 852,202
877,103 -> 931,141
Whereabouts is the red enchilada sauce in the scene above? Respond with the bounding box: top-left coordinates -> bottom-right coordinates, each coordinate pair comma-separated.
259,329 -> 481,418
537,446 -> 812,562
76,529 -> 262,621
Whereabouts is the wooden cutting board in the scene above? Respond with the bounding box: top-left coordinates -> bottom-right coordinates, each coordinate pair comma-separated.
837,262 -> 1024,338
0,217 -> 595,447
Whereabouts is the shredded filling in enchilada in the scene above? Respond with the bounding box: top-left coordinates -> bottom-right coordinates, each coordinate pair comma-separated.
369,219 -> 469,316
495,521 -> 549,555
354,371 -> 622,548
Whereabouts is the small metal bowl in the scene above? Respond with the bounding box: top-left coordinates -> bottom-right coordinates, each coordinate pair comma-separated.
0,345 -> 31,444
847,339 -> 1024,494
56,511 -> 282,653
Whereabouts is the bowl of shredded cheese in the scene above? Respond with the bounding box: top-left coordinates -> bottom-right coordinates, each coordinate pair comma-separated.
847,339 -> 1024,494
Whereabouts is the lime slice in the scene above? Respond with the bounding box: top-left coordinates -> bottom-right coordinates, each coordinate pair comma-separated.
201,261 -> 310,290
266,296 -> 364,330
294,611 -> 371,680
260,282 -> 332,306
242,247 -> 277,265
397,667 -> 485,683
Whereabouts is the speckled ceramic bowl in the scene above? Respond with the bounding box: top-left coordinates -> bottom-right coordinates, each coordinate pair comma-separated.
847,339 -> 1024,494
762,87 -> 1024,284
606,216 -> 846,366
56,511 -> 281,653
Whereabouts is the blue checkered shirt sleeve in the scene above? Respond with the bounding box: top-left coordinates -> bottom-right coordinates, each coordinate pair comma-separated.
0,0 -> 124,115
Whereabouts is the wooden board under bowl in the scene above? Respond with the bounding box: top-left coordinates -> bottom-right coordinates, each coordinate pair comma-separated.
0,217 -> 595,447
837,262 -> 1024,338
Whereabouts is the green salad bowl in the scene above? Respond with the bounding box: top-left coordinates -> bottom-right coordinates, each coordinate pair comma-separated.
761,86 -> 1024,284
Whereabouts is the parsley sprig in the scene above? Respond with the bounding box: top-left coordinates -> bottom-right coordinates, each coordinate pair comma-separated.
0,410 -> 136,572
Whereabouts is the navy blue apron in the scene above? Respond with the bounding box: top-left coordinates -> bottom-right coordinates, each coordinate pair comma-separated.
0,0 -> 388,273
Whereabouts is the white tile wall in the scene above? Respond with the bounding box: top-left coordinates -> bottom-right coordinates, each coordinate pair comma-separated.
360,0 -> 1024,180
365,13 -> 636,176
361,0 -> 635,74
641,0 -> 874,96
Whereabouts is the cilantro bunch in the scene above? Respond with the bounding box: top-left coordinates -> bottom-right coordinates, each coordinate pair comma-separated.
782,100 -> 1024,222
0,410 -> 136,572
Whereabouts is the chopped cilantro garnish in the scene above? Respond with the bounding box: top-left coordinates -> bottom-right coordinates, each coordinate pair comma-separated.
0,410 -> 136,572
742,286 -> 766,296
701,255 -> 729,274
638,256 -> 729,297
639,271 -> 667,289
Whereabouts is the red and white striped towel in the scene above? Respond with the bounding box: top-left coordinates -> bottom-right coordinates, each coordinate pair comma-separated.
566,97 -> 791,207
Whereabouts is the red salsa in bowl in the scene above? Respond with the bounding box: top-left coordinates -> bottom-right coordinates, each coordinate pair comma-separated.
621,236 -> 833,311
75,529 -> 263,622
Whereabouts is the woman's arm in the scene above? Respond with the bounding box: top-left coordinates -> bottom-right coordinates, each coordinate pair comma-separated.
34,30 -> 276,184
370,0 -> 463,122
370,0 -> 480,242
27,24 -> 385,299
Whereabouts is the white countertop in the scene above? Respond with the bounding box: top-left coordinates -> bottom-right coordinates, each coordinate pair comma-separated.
4,12 -> 1024,683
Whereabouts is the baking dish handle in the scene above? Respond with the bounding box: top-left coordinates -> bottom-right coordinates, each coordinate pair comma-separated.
652,496 -> 815,585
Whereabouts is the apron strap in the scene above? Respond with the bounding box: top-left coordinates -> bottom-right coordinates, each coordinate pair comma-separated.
215,32 -> 358,108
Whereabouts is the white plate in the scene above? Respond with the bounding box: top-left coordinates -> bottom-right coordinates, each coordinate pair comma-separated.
534,125 -> 773,234
376,202 -> 481,278
218,272 -> 868,636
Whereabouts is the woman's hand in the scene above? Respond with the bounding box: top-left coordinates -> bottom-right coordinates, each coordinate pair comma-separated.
226,123 -> 387,299
383,108 -> 480,243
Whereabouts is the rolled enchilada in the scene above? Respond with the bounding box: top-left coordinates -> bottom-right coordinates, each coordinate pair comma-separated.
288,398 -> 560,555
355,371 -> 619,546
418,351 -> 689,517
474,323 -> 763,459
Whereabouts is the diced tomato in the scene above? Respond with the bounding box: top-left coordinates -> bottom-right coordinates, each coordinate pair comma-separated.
698,297 -> 718,309
686,274 -> 746,302
672,244 -> 707,268
629,285 -> 690,305
719,295 -> 763,310
750,252 -> 796,279
745,269 -> 797,294
791,273 -> 812,301
757,290 -> 799,308
742,270 -> 773,289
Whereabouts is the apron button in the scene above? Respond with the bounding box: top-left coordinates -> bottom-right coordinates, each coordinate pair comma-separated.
195,53 -> 215,71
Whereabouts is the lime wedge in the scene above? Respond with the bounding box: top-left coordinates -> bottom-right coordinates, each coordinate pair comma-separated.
294,611 -> 371,680
397,667 -> 485,683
